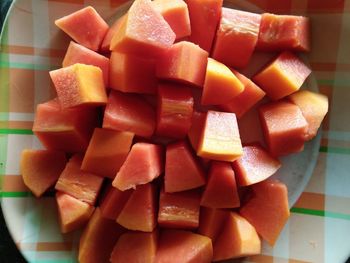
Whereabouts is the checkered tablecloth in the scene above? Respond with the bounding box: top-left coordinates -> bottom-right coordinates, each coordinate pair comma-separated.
1,0 -> 350,262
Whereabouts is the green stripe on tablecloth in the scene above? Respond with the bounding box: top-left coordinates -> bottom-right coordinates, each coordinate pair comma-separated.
0,129 -> 33,135
319,146 -> 350,155
291,207 -> 350,221
0,60 -> 58,71
0,192 -> 32,197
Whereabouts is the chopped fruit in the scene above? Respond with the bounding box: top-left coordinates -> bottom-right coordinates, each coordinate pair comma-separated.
110,230 -> 158,263
50,63 -> 107,108
156,41 -> 208,87
155,230 -> 213,263
259,101 -> 308,156
219,70 -> 265,118
56,192 -> 94,233
156,84 -> 194,138
240,179 -> 290,246
212,8 -> 262,68
288,90 -> 329,140
81,128 -> 134,178
253,52 -> 312,100
213,212 -> 261,261
117,184 -> 157,232
99,186 -> 133,220
55,154 -> 104,205
201,58 -> 244,105
165,141 -> 205,193
187,0 -> 223,52
62,41 -> 109,86
232,145 -> 281,186
188,111 -> 206,151
101,15 -> 126,53
158,188 -> 201,229
198,207 -> 229,241
55,6 -> 109,51
20,149 -> 67,197
201,161 -> 240,209
152,0 -> 191,40
113,143 -> 163,191
198,111 -> 243,162
110,0 -> 176,57
109,52 -> 157,94
79,208 -> 125,263
32,98 -> 98,153
103,90 -> 156,137
257,14 -> 310,52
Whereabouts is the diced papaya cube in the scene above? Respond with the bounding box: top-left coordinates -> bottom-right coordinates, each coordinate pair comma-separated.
152,0 -> 191,40
50,63 -> 107,108
188,111 -> 206,152
288,90 -> 329,140
109,52 -> 157,94
212,8 -> 261,69
62,41 -> 109,86
110,230 -> 158,263
100,185 -> 133,220
103,90 -> 156,137
259,101 -> 308,156
257,14 -> 310,52
213,212 -> 261,261
112,143 -> 163,191
155,230 -> 213,263
32,99 -> 98,153
79,208 -> 126,263
240,179 -> 290,246
158,188 -> 201,229
165,141 -> 205,193
233,145 -> 281,186
156,84 -> 194,138
156,41 -> 208,87
237,103 -> 266,146
20,149 -> 67,197
55,154 -> 104,205
198,111 -> 243,162
198,207 -> 229,242
55,6 -> 109,51
110,0 -> 175,57
187,0 -> 223,52
219,70 -> 265,118
117,184 -> 157,232
253,52 -> 312,100
201,58 -> 244,106
81,128 -> 134,178
201,161 -> 240,209
56,192 -> 94,233
101,15 -> 126,53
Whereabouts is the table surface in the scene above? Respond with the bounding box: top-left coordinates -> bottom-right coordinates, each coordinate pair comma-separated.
1,1 -> 26,261
1,1 -> 350,263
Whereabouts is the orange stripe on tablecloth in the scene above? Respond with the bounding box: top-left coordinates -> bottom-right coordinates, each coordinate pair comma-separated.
310,62 -> 350,72
1,45 -> 66,58
0,121 -> 33,130
17,242 -> 73,251
295,192 -> 350,215
2,175 -> 29,192
326,138 -> 350,148
247,255 -> 310,263
294,192 -> 325,211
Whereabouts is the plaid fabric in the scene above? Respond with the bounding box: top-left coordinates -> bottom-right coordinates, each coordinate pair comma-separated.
1,0 -> 350,262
